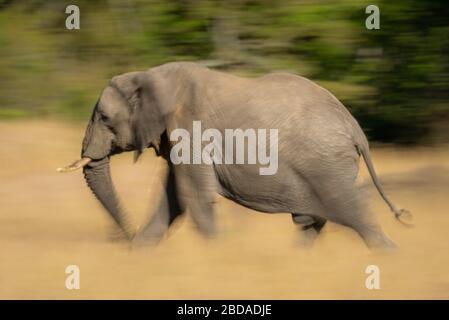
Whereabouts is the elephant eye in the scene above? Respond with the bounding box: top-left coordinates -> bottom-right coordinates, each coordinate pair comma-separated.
100,113 -> 109,122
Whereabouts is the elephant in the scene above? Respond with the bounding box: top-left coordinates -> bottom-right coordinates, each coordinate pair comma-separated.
58,61 -> 411,249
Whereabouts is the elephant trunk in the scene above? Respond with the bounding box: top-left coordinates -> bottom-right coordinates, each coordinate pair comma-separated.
57,108 -> 133,239
83,157 -> 133,239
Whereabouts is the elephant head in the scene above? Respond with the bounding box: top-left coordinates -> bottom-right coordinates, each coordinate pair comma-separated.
58,69 -> 178,239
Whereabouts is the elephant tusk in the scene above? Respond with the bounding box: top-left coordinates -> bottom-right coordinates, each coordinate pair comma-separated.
57,157 -> 92,173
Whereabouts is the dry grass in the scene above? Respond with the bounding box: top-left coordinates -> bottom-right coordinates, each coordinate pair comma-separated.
0,120 -> 448,299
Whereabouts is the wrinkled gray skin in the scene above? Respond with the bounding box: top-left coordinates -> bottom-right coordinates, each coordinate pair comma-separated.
78,62 -> 409,249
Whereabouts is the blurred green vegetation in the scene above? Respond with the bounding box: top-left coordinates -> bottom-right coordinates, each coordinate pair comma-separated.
0,0 -> 448,143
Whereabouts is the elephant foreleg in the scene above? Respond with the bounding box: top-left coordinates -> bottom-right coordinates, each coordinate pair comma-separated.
134,165 -> 183,244
174,163 -> 217,238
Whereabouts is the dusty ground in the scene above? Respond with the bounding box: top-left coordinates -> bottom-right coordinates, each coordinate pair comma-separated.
0,120 -> 448,299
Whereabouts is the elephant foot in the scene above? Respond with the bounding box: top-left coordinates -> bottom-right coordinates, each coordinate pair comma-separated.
292,213 -> 326,249
365,236 -> 398,252
195,222 -> 217,239
357,227 -> 398,252
296,226 -> 320,249
132,236 -> 161,248
107,227 -> 132,243
190,210 -> 217,239
132,222 -> 168,247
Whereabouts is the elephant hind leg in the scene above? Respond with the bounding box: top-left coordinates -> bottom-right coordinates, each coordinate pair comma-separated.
291,214 -> 327,248
310,172 -> 396,249
334,204 -> 396,249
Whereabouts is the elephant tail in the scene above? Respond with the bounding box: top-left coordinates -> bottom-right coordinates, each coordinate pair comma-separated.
356,137 -> 413,227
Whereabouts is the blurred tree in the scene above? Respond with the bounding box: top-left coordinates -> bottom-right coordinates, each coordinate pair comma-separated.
0,0 -> 447,143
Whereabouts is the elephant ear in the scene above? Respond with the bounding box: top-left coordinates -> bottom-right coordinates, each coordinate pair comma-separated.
110,70 -> 176,161
131,73 -> 167,161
